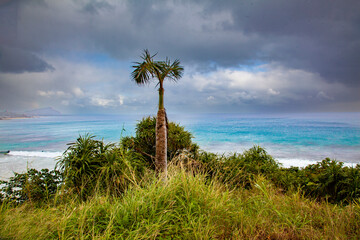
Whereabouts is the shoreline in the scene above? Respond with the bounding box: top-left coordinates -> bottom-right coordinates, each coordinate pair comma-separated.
0,117 -> 33,120
1,149 -> 359,181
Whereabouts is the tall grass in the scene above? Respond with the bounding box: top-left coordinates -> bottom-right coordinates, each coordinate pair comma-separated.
1,119 -> 360,239
1,164 -> 359,239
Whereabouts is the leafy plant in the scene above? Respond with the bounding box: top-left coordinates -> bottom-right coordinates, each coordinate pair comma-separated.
56,133 -> 148,199
56,134 -> 110,197
122,116 -> 199,169
273,158 -> 360,204
197,145 -> 280,188
0,168 -> 62,204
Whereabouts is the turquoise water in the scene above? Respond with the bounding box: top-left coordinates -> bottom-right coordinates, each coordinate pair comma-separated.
0,114 -> 139,151
0,112 -> 359,179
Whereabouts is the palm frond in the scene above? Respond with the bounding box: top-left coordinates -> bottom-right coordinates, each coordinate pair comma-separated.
131,49 -> 157,85
159,58 -> 184,82
131,49 -> 184,85
131,62 -> 152,85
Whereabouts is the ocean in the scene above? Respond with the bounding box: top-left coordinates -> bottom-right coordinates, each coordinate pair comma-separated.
1,112 -> 359,180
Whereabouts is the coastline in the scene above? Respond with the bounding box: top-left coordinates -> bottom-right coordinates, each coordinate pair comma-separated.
0,113 -> 359,179
0,116 -> 33,120
1,148 -> 359,181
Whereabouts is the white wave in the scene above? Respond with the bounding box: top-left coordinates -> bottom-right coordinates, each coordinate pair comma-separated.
8,151 -> 63,158
278,158 -> 357,168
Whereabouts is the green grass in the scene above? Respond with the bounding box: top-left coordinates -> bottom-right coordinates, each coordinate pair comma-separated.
1,164 -> 360,239
1,126 -> 360,239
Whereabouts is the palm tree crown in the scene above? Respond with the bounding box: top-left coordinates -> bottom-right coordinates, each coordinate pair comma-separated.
131,49 -> 183,92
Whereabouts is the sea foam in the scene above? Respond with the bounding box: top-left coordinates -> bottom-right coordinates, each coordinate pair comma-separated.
8,151 -> 63,158
277,158 -> 357,168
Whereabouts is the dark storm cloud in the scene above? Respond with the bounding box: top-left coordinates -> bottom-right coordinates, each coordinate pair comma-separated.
0,0 -> 18,45
198,0 -> 360,85
5,0 -> 359,86
81,0 -> 113,14
0,0 -> 54,73
0,0 -> 359,113
0,46 -> 54,73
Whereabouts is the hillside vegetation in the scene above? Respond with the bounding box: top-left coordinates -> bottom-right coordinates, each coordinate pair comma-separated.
1,117 -> 360,239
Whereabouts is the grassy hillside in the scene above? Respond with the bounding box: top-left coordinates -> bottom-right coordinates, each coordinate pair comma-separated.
1,117 -> 359,239
1,165 -> 360,239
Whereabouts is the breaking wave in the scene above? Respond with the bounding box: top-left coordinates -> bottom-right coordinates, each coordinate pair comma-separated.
8,151 -> 63,158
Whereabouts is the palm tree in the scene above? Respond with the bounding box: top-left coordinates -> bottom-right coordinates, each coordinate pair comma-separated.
131,49 -> 184,178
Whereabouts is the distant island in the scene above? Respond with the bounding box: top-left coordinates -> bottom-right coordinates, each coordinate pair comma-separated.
0,111 -> 30,120
0,107 -> 61,120
24,107 -> 62,116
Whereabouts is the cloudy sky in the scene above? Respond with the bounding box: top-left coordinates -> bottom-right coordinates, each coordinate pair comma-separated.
0,0 -> 359,114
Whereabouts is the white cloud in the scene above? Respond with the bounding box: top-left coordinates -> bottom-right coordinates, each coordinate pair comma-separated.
207,96 -> 215,101
37,90 -> 70,98
61,100 -> 70,106
1,54 -> 353,113
316,91 -> 333,100
184,64 -> 346,105
268,88 -> 280,95
90,95 -> 125,108
167,63 -> 353,112
72,87 -> 85,97
90,97 -> 115,107
117,95 -> 124,105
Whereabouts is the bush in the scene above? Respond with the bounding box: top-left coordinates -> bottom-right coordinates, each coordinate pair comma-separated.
0,168 -> 62,204
296,159 -> 360,203
121,116 -> 199,169
197,145 -> 280,188
3,118 -> 359,207
273,158 -> 360,204
196,147 -> 360,204
2,165 -> 360,239
303,158 -> 346,202
56,134 -> 148,199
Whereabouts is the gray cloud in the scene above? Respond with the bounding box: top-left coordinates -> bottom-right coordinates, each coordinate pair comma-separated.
0,0 -> 54,73
0,46 -> 54,73
201,0 -> 360,85
20,1 -> 359,84
81,0 -> 113,15
0,0 -> 359,113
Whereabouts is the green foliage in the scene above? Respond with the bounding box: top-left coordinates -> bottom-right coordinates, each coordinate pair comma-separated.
196,147 -> 360,204
131,49 -> 184,86
122,116 -> 199,169
303,158 -> 347,202
131,49 -> 184,110
341,165 -> 360,201
56,134 -> 110,196
56,133 -> 148,199
197,145 -> 280,188
1,119 -> 360,210
97,147 -> 147,196
1,166 -> 360,239
274,158 -> 360,203
0,168 -> 62,204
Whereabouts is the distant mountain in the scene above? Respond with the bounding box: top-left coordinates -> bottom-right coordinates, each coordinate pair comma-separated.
24,107 -> 62,116
0,111 -> 30,120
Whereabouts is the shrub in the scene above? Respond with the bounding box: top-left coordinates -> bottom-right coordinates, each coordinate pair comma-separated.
56,134 -> 147,199
340,165 -> 360,202
0,168 -> 62,204
56,134 -> 111,197
197,145 -> 280,188
298,159 -> 360,203
273,158 -> 360,204
121,116 -> 199,169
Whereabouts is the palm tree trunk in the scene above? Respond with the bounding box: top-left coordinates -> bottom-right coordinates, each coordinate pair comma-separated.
155,87 -> 167,179
156,108 -> 167,178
